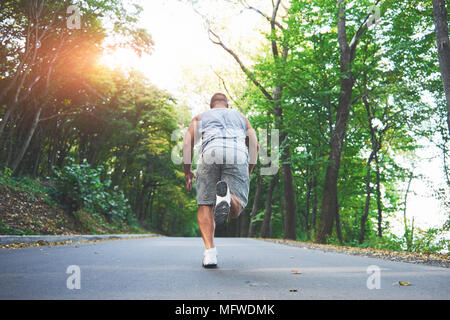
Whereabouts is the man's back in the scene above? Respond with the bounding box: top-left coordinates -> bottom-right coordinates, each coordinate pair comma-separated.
199,108 -> 248,164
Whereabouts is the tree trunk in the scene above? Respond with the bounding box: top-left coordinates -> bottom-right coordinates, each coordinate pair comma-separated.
315,1 -> 355,244
11,107 -> 42,173
315,90 -> 352,244
360,152 -> 375,244
1,119 -> 15,166
148,189 -> 156,224
312,174 -> 318,230
248,174 -> 263,237
273,86 -> 297,240
279,178 -> 285,235
363,91 -> 384,239
136,187 -> 147,221
260,174 -> 278,238
239,207 -> 249,237
141,190 -> 151,222
433,0 -> 450,133
228,218 -> 240,237
0,104 -> 15,140
335,204 -> 343,245
375,153 -> 383,237
280,133 -> 297,240
403,172 -> 414,251
31,138 -> 41,178
304,171 -> 312,238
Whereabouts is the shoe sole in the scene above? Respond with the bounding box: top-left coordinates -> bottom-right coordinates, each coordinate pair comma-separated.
202,263 -> 217,269
214,181 -> 230,227
216,180 -> 228,197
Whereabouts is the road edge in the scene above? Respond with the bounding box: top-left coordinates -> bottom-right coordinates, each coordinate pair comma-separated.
0,234 -> 161,248
260,238 -> 450,268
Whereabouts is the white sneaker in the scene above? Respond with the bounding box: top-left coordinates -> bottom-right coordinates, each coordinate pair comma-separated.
214,181 -> 230,227
202,247 -> 218,268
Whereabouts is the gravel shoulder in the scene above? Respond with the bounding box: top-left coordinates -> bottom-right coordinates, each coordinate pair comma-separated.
0,234 -> 160,248
262,239 -> 450,268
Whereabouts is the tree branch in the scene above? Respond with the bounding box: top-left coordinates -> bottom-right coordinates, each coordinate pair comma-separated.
208,27 -> 273,101
38,111 -> 82,122
349,0 -> 383,60
271,0 -> 282,25
213,70 -> 241,107
337,0 -> 350,60
241,0 -> 285,31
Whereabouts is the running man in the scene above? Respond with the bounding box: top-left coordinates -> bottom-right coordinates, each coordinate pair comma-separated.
183,93 -> 259,268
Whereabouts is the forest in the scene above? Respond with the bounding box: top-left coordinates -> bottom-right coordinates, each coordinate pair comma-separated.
0,0 -> 449,254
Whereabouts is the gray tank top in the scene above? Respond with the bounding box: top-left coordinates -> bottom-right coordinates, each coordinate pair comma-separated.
199,108 -> 248,161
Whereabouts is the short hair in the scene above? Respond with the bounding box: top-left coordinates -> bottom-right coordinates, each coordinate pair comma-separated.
210,93 -> 228,108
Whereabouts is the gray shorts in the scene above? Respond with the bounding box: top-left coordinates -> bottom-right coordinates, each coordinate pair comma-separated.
196,151 -> 250,210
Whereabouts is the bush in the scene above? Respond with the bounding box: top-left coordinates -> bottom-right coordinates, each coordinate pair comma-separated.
340,231 -> 449,254
358,234 -> 405,252
51,159 -> 132,222
410,228 -> 449,254
0,167 -> 12,183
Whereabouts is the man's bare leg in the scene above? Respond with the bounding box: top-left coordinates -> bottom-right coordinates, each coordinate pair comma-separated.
229,193 -> 243,219
197,205 -> 215,249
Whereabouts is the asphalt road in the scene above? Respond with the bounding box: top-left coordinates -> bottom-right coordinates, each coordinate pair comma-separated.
0,237 -> 449,300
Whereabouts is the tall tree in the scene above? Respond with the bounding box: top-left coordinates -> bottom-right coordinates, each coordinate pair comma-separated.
203,0 -> 298,239
315,0 -> 382,243
432,0 -> 450,133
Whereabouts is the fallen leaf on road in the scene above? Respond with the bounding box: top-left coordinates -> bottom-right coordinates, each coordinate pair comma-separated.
398,281 -> 411,286
291,270 -> 301,275
36,240 -> 49,246
289,289 -> 298,292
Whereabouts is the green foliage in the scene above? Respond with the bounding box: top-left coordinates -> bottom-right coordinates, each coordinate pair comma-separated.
0,221 -> 29,236
251,211 -> 265,224
352,234 -> 405,252
51,159 -> 132,222
409,228 -> 450,254
328,229 -> 449,255
0,167 -> 55,205
0,167 -> 12,186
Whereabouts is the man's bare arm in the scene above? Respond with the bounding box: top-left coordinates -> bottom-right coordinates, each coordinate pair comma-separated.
183,114 -> 200,190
